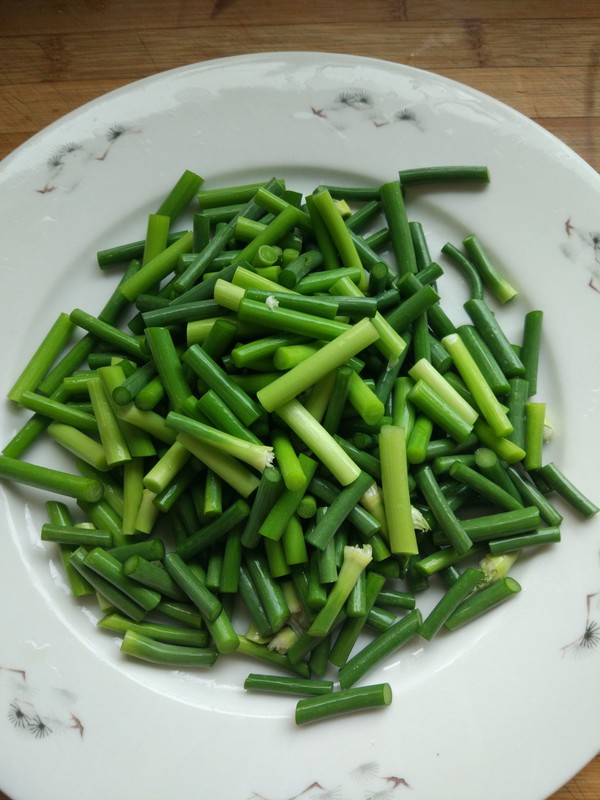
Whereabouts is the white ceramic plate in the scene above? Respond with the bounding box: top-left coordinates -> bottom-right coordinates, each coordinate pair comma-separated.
0,53 -> 599,800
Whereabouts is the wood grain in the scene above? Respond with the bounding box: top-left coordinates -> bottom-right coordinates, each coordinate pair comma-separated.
0,2 -> 598,799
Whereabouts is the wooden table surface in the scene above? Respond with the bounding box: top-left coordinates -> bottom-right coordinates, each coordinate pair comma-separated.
1,2 -> 598,798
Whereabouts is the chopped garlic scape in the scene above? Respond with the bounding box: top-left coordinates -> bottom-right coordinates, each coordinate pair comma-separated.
412,506 -> 430,532
478,552 -> 519,585
267,626 -> 299,654
360,484 -> 387,535
307,544 -> 373,638
344,543 -> 373,568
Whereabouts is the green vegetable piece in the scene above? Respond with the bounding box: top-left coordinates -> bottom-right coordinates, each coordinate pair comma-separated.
295,683 -> 392,725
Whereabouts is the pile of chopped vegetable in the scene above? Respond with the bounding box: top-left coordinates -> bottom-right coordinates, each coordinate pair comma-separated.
1,167 -> 597,725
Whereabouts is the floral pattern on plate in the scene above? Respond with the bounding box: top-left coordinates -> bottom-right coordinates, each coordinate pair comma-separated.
36,123 -> 140,194
561,218 -> 600,291
1,665 -> 83,739
249,764 -> 411,800
310,90 -> 423,132
561,590 -> 600,657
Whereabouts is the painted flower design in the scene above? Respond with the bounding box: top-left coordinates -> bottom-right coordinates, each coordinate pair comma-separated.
561,591 -> 600,657
249,763 -> 410,799
561,218 -> 600,291
311,90 -> 422,132
36,122 -> 141,194
1,666 -> 84,739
